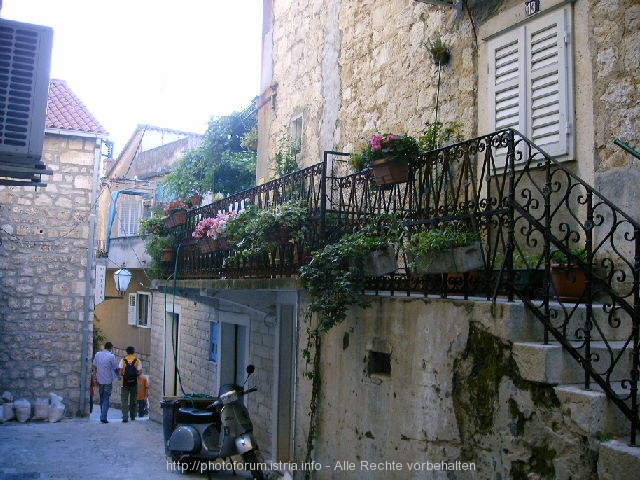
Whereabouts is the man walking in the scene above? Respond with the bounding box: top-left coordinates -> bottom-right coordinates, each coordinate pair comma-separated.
119,346 -> 142,423
92,341 -> 119,424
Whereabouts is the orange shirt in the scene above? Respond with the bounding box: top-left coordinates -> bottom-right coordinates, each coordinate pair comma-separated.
137,374 -> 149,400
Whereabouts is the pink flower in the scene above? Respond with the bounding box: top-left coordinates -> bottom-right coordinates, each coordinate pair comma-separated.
192,212 -> 236,239
370,134 -> 383,152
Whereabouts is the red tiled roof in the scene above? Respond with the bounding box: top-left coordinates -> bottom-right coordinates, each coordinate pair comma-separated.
45,79 -> 109,135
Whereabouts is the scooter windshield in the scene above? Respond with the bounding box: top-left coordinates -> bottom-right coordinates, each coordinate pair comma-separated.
218,383 -> 241,398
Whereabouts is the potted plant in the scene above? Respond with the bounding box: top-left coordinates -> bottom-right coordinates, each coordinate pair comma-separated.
273,200 -> 310,243
139,215 -> 168,236
426,38 -> 451,66
144,234 -> 177,277
419,121 -> 463,152
189,192 -> 203,207
299,216 -> 402,333
226,206 -> 277,256
492,249 -> 544,298
163,199 -> 191,228
550,248 -> 589,301
192,212 -> 236,253
241,126 -> 259,152
405,224 -> 483,274
353,133 -> 421,186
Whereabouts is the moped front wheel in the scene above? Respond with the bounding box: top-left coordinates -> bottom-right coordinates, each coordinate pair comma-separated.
241,449 -> 266,480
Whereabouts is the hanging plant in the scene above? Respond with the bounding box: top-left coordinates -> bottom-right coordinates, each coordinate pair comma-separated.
426,37 -> 451,65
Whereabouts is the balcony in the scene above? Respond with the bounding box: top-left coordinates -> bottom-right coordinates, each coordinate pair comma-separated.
157,128 -> 640,443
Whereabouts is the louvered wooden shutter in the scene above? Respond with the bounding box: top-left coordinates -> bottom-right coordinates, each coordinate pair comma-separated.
489,29 -> 524,133
128,293 -> 137,325
487,6 -> 572,160
527,7 -> 570,157
118,195 -> 143,237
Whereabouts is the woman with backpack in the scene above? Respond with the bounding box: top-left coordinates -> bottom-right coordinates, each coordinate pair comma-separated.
118,346 -> 142,423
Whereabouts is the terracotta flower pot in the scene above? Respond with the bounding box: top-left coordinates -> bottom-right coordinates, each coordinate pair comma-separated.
370,157 -> 410,186
551,264 -> 588,302
164,209 -> 187,228
190,194 -> 203,206
161,248 -> 176,263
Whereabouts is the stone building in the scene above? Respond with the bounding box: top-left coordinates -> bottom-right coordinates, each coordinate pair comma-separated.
147,0 -> 639,478
0,79 -> 108,416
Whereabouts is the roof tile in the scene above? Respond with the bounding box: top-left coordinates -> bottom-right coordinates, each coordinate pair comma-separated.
46,79 -> 109,135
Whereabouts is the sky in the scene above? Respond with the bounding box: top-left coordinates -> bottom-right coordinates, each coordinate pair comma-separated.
1,0 -> 263,157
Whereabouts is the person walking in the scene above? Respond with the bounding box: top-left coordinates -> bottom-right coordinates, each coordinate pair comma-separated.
137,374 -> 149,418
119,346 -> 142,423
92,341 -> 119,424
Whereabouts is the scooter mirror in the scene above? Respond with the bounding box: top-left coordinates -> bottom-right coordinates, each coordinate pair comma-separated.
246,364 -> 255,375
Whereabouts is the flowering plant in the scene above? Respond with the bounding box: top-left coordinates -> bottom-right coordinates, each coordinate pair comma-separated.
350,133 -> 420,170
163,199 -> 190,214
192,212 -> 236,239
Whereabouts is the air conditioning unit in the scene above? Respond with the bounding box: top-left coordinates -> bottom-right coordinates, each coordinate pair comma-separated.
0,18 -> 53,184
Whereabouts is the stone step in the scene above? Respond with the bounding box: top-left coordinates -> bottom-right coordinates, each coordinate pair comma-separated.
475,300 -> 633,344
597,438 -> 640,480
554,384 -> 631,438
513,341 -> 632,384
524,302 -> 634,343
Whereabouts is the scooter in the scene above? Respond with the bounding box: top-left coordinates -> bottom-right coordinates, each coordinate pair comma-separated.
165,365 -> 266,479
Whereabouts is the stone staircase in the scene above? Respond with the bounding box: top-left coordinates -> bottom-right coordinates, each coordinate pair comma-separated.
491,299 -> 640,478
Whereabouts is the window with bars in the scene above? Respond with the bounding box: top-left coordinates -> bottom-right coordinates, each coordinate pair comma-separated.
487,5 -> 573,160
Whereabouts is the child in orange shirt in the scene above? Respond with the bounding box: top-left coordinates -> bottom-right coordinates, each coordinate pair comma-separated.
137,374 -> 149,417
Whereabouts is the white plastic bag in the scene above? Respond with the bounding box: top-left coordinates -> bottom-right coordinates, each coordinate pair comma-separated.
48,392 -> 65,422
48,404 -> 65,423
2,402 -> 14,421
14,398 -> 31,423
33,397 -> 49,420
49,392 -> 63,407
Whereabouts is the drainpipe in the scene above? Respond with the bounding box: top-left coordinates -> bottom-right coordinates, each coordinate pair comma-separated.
78,137 -> 103,415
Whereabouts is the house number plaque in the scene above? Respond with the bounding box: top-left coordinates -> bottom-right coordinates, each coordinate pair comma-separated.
525,0 -> 540,16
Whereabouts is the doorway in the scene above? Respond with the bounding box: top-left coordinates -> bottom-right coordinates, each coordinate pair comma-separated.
218,312 -> 249,388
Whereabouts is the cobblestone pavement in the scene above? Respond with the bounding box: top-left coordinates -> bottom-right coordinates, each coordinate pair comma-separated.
0,405 -> 254,480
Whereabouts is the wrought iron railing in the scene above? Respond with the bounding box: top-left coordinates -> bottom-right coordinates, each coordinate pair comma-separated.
166,129 -> 640,444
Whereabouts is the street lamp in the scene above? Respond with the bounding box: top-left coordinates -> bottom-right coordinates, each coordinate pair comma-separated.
113,266 -> 132,296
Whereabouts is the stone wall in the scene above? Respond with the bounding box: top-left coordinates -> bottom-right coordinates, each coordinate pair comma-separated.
0,134 -> 98,416
264,0 -> 476,171
295,295 -> 600,479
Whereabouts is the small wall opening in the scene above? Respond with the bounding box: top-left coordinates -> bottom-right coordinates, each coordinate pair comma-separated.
367,351 -> 391,376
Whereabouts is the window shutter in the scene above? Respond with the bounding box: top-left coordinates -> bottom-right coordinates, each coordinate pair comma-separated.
488,29 -> 525,133
526,7 -> 570,157
118,195 -> 144,237
486,5 -> 573,161
128,293 -> 137,325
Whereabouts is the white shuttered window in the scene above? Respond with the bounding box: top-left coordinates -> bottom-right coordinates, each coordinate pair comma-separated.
118,195 -> 144,237
128,292 -> 151,328
488,6 -> 573,159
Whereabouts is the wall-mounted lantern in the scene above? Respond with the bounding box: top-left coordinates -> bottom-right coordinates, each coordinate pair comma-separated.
113,266 -> 132,296
414,0 -> 462,10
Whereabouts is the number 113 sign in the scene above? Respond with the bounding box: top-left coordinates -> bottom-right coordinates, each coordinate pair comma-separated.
525,0 -> 540,16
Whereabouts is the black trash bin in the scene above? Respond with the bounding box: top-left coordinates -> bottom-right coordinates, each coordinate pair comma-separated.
160,400 -> 180,455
